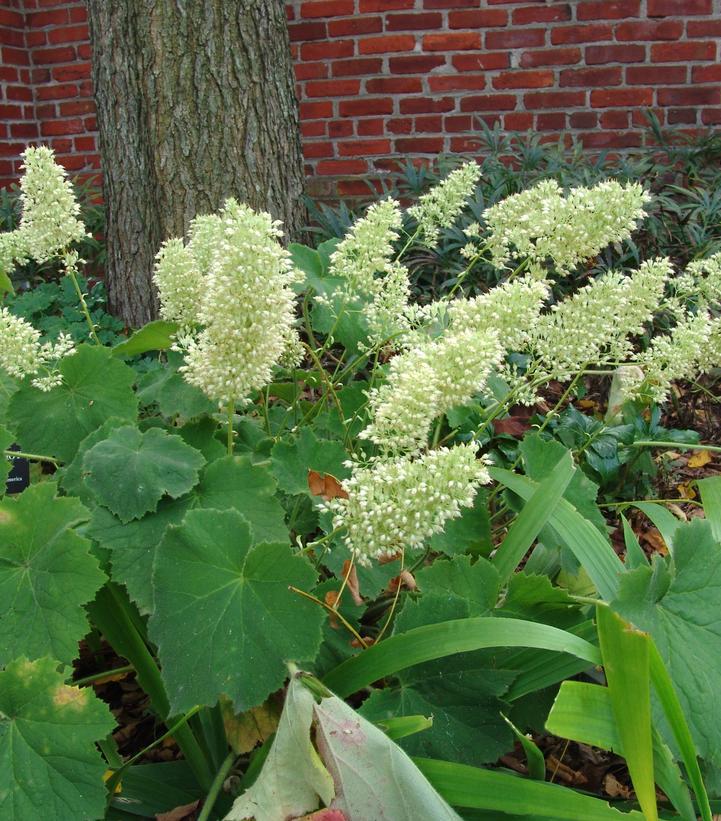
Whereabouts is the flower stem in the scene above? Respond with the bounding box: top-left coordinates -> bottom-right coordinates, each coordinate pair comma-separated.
628,440 -> 721,454
70,664 -> 134,688
3,449 -> 60,466
226,402 -> 234,456
197,752 -> 236,821
66,266 -> 101,345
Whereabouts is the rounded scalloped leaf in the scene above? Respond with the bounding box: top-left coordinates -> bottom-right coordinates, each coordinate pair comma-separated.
149,508 -> 323,713
7,344 -> 138,462
0,483 -> 106,665
82,425 -> 206,522
0,656 -> 115,820
270,428 -> 350,497
0,424 -> 14,494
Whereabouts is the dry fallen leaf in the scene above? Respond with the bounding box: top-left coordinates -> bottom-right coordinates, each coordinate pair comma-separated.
341,559 -> 363,605
642,527 -> 668,556
308,470 -> 348,501
688,449 -> 713,468
387,569 -> 417,593
676,482 -> 697,501
603,773 -> 632,800
156,800 -> 201,821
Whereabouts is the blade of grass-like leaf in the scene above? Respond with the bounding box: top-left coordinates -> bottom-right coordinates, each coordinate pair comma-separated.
414,757 -> 645,820
375,714 -> 433,741
648,641 -> 712,821
323,617 -> 600,697
597,607 -> 657,821
493,452 -> 575,583
622,514 -> 649,569
632,503 -> 681,556
490,468 -> 623,601
698,476 -> 721,542
501,714 -> 545,781
546,681 -> 695,821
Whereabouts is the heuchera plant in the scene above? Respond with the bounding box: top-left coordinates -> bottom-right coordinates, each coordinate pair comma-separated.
1,147 -> 720,821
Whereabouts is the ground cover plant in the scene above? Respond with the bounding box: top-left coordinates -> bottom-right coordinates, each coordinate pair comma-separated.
1,146 -> 721,820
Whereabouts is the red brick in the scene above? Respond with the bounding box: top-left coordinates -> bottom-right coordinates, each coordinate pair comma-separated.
301,121 -> 326,137
387,12 -> 443,31
301,1 -> 354,18
59,100 -> 95,116
429,74 -> 487,92
306,79 -> 360,97
424,0 -> 479,7
295,62 -> 328,80
48,24 -> 88,44
316,159 -> 367,175
701,108 -> 721,125
492,69 -> 554,89
34,46 -> 77,64
328,17 -> 382,36
452,53 -> 509,71
338,138 -> 391,156
0,29 -> 24,48
77,44 -> 91,60
451,134 -> 494,152
667,109 -> 697,125
366,77 -> 422,93
303,141 -> 334,158
328,120 -> 354,137
524,90 -> 586,108
288,21 -> 326,41
577,0 -> 640,20
35,83 -> 77,101
339,97 -> 393,116
360,35 -> 416,54
692,65 -> 721,83
444,114 -> 474,131
400,96 -> 455,114
424,32 -> 481,51
360,0 -> 414,8
580,131 -> 643,148
0,9 -> 24,27
394,137 -> 444,152
599,110 -> 629,128
331,58 -> 382,77
651,42 -> 715,62
389,55 -> 445,74
551,24 -> 613,45
628,65 -> 686,84
357,118 -> 385,136
2,47 -> 29,66
486,29 -> 545,49
586,44 -> 646,64
570,111 -> 598,128
616,20 -> 683,41
504,112 -> 534,130
0,104 -> 22,119
28,8 -> 69,27
51,63 -> 91,82
648,0 -> 711,14
658,87 -> 720,105
460,94 -> 517,111
69,6 -> 87,23
300,100 -> 333,118
338,179 -> 383,197
448,9 -> 507,27
6,85 -> 33,102
688,20 -> 721,37
25,31 -> 48,48
512,4 -> 571,24
10,123 -> 39,139
301,39 -> 352,60
521,47 -> 581,67
537,112 -> 566,130
560,66 -> 623,87
414,115 -> 443,132
387,118 -> 413,134
41,117 -> 83,136
590,87 -> 653,107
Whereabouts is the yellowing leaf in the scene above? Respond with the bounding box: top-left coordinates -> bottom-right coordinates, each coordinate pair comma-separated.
688,450 -> 712,469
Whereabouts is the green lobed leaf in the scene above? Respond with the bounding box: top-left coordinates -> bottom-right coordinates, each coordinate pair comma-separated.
136,358 -> 215,420
270,427 -> 350,496
430,489 -> 492,557
611,519 -> 721,767
0,657 -> 115,820
699,476 -> 721,543
111,319 -> 179,357
0,369 -> 19,418
0,483 -> 105,665
58,417 -> 128,505
82,425 -> 206,523
7,344 -> 137,462
150,509 -> 324,713
0,424 -> 14,493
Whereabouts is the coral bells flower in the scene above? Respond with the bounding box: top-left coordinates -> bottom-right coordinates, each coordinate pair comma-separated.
0,307 -> 75,391
177,199 -> 301,407
409,161 -> 481,246
17,146 -> 86,264
484,179 -> 650,275
362,326 -> 503,453
326,443 -> 490,564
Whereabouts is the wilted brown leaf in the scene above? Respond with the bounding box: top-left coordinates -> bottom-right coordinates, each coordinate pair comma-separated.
387,570 -> 417,593
641,527 -> 668,556
341,559 -> 363,605
156,801 -> 200,821
603,773 -> 632,799
308,471 -> 348,501
221,693 -> 283,755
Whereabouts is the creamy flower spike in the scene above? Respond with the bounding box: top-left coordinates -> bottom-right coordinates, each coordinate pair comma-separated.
326,443 -> 489,564
531,257 -> 671,381
408,161 -> 482,246
484,179 -> 650,275
154,238 -> 203,328
15,146 -> 86,264
675,252 -> 721,310
361,325 -> 503,453
0,307 -> 75,391
178,199 -> 301,407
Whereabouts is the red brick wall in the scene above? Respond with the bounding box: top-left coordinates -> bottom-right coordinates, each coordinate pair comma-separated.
1,0 -> 720,195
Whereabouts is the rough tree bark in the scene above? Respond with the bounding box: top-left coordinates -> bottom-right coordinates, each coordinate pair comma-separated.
87,0 -> 306,327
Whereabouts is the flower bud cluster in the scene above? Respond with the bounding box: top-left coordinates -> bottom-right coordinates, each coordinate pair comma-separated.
325,443 -> 490,564
154,238 -> 203,328
484,179 -> 650,275
408,161 -> 482,246
0,307 -> 75,391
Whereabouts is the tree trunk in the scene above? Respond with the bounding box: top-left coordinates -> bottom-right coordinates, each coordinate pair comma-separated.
87,0 -> 306,327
